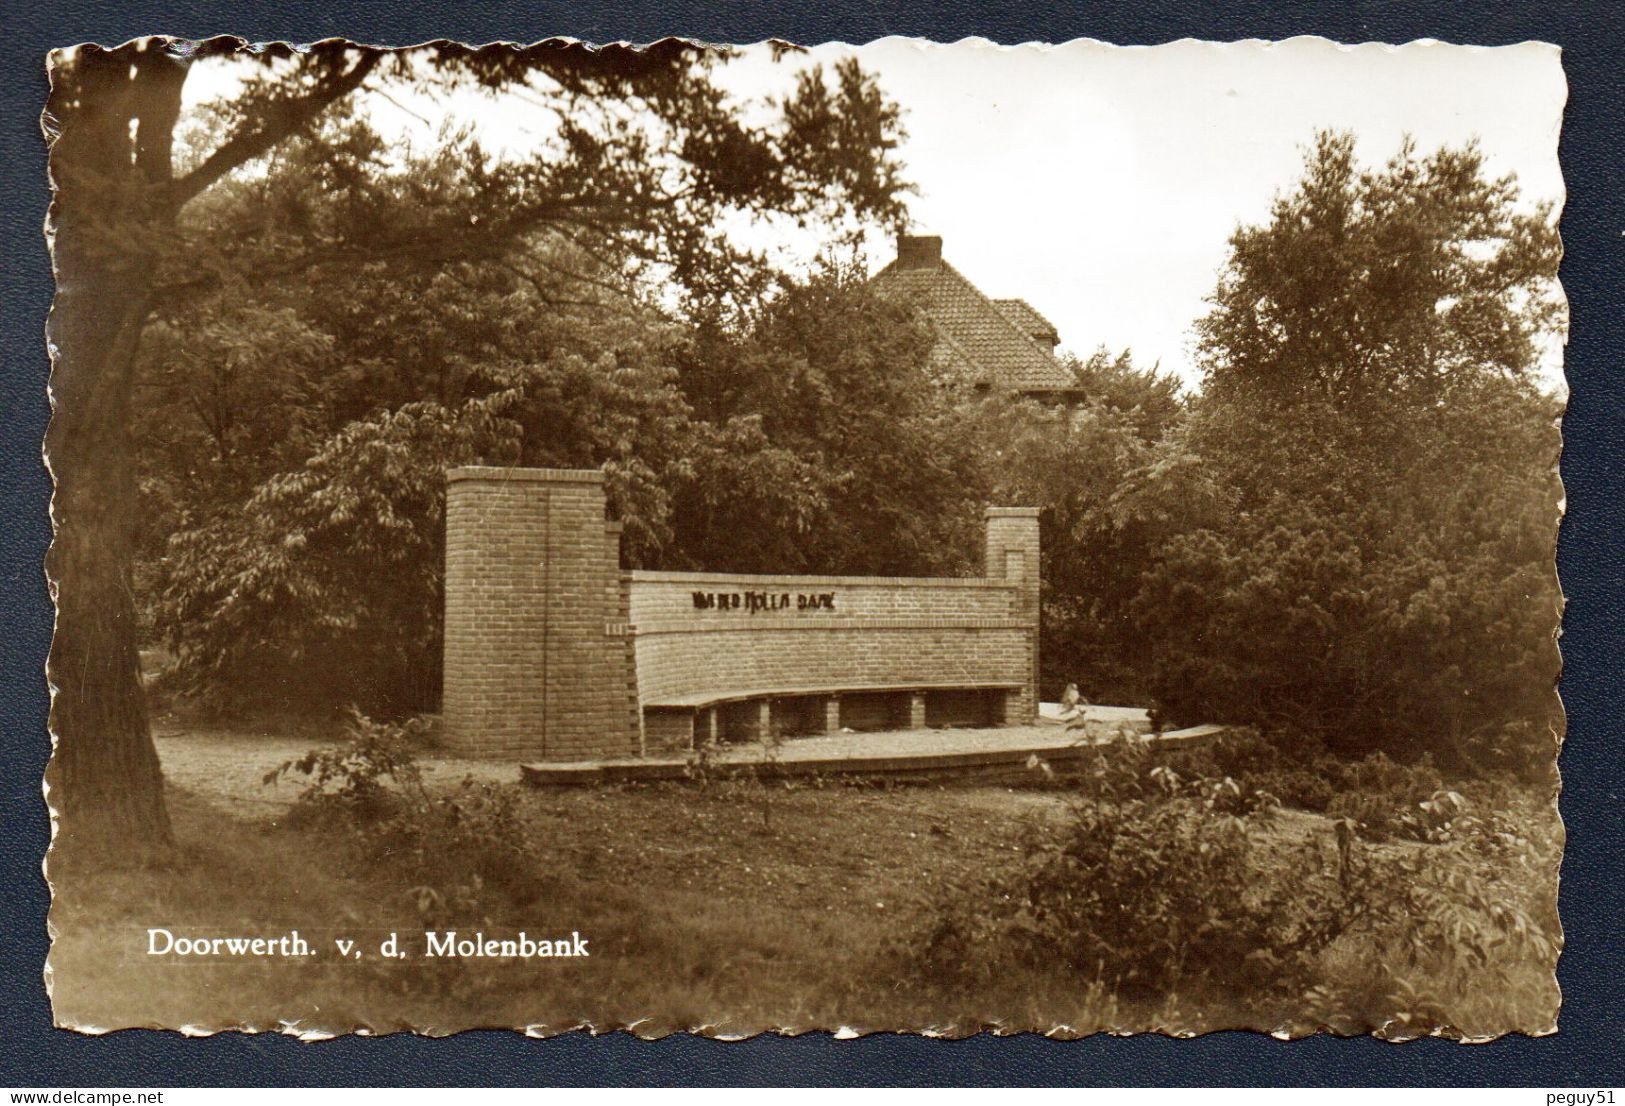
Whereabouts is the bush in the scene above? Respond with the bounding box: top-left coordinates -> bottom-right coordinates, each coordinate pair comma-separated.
1324,754 -> 1448,841
1169,730 -> 1522,845
1246,767 -> 1338,813
268,710 -> 546,911
266,707 -> 433,817
1198,726 -> 1289,778
1010,798 -> 1291,998
1150,729 -> 1459,822
1456,719 -> 1561,786
1049,729 -> 1291,818
896,751 -> 1558,1028
901,793 -> 1370,1007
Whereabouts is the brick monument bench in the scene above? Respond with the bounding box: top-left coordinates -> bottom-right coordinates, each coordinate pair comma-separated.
641,680 -> 1026,750
441,466 -> 1040,763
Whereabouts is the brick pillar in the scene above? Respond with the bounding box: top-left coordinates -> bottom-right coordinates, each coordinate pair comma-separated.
985,506 -> 1041,724
908,691 -> 928,729
443,466 -> 637,762
822,697 -> 841,734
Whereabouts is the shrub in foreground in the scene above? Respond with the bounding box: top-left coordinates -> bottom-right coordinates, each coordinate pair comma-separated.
896,761 -> 1557,1032
267,709 -> 545,916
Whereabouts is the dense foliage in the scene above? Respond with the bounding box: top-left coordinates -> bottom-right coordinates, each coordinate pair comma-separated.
1131,380 -> 1561,760
667,264 -> 987,576
118,46 -> 930,715
963,135 -> 1562,765
1128,134 -> 1563,760
157,394 -> 523,713
970,350 -> 1186,700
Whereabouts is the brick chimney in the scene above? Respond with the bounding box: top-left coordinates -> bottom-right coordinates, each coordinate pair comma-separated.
896,234 -> 943,269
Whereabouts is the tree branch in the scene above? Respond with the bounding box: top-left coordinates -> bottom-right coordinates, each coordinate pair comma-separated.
167,51 -> 381,212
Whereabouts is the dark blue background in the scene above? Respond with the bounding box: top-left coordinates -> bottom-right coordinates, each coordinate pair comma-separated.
4,1 -> 1620,1087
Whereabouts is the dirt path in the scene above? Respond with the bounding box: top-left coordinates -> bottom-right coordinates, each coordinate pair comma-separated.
151,722 -> 521,817
151,720 -> 1078,825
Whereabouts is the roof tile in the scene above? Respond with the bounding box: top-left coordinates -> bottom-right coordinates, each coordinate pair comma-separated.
993,298 -> 1060,347
873,259 -> 1073,392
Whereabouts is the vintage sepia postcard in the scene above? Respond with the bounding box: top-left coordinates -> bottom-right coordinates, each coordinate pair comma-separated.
41,35 -> 1565,1039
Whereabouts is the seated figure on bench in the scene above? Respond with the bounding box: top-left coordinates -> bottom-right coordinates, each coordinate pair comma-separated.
1059,682 -> 1089,720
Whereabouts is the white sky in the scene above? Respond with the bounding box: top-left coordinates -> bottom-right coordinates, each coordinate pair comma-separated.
182,36 -> 1567,388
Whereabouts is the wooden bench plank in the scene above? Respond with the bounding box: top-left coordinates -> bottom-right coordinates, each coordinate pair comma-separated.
520,723 -> 1230,786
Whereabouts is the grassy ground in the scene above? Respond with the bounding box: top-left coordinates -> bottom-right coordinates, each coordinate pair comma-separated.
50,768 -> 1085,1035
46,722 -> 1561,1038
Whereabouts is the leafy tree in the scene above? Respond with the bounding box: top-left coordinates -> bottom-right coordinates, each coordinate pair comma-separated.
666,262 -> 988,576
1061,347 -> 1183,438
158,394 -> 523,716
1196,132 -> 1562,412
968,350 -> 1186,700
45,38 -> 910,849
1129,133 -> 1563,760
133,123 -> 701,692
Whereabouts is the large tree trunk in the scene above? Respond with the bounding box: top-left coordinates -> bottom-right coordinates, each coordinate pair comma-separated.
45,275 -> 171,853
44,45 -> 186,853
42,42 -> 376,853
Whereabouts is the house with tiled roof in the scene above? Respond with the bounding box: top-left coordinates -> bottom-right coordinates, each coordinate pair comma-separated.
871,234 -> 1080,397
